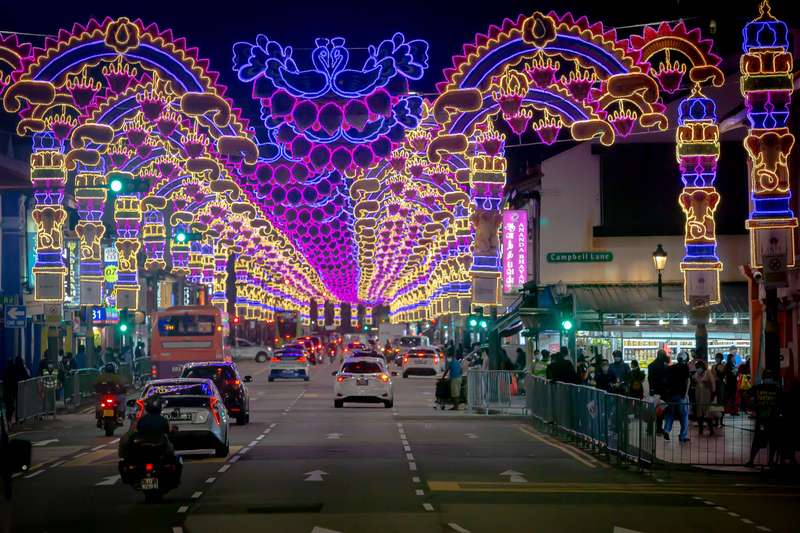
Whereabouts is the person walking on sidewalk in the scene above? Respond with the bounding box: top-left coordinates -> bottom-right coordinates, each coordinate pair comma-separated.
663,351 -> 691,442
628,360 -> 646,399
745,369 -> 781,467
442,353 -> 463,410
724,353 -> 739,415
693,360 -> 716,436
648,350 -> 670,434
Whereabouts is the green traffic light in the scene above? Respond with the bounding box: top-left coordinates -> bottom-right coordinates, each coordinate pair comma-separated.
110,179 -> 123,193
479,319 -> 488,329
561,319 -> 573,331
176,232 -> 187,243
468,318 -> 478,328
119,323 -> 129,333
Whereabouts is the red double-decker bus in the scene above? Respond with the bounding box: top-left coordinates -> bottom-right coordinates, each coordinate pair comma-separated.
149,306 -> 230,378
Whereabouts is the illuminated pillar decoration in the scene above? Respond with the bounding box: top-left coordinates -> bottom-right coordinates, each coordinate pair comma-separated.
188,241 -> 203,284
350,305 -> 359,328
333,303 -> 342,327
170,221 -> 191,277
201,242 -> 214,290
741,1 -> 797,270
74,171 -> 107,305
676,86 -> 723,305
29,133 -> 68,302
142,198 -> 167,272
365,306 -> 373,326
211,241 -> 229,310
469,124 -> 505,307
317,301 -> 326,326
113,182 -> 142,310
235,255 -> 252,318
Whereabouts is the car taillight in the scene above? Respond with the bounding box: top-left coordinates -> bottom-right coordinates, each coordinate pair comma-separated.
434,356 -> 439,365
145,463 -> 154,472
226,379 -> 241,387
336,375 -> 345,383
379,373 -> 390,383
209,397 -> 222,425
403,356 -> 408,364
298,356 -> 307,363
102,395 -> 116,406
135,399 -> 145,420
271,357 -> 280,363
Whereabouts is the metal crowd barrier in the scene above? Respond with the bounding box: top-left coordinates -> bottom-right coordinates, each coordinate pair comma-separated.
467,370 -> 527,415
16,377 -> 57,422
63,368 -> 101,410
526,376 -> 656,466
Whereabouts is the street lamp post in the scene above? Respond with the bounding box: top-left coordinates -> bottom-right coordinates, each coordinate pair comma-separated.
652,244 -> 668,299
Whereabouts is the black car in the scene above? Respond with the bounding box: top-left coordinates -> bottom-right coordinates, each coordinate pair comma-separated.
180,362 -> 252,425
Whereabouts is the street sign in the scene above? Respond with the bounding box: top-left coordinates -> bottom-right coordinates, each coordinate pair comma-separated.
546,251 -> 613,263
44,303 -> 63,325
4,305 -> 27,328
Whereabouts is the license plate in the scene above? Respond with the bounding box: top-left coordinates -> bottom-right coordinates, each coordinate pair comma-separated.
167,411 -> 193,421
414,359 -> 426,365
141,477 -> 158,490
356,378 -> 368,386
102,409 -> 115,417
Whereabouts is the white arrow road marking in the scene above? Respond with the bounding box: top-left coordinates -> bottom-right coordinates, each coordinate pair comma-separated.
32,439 -> 59,447
448,524 -> 471,533
304,470 -> 328,482
500,470 -> 527,483
325,433 -> 343,439
465,433 -> 478,439
95,475 -> 121,486
310,527 -> 343,533
613,528 -> 646,533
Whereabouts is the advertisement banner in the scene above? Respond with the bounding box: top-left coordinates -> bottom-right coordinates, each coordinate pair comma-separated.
502,210 -> 528,292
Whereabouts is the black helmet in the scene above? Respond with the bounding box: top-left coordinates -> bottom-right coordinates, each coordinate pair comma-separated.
104,363 -> 116,373
144,397 -> 163,415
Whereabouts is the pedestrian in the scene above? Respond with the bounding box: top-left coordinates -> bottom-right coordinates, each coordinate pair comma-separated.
693,360 -> 716,436
532,350 -> 549,379
576,354 -> 589,385
480,349 -> 490,371
663,351 -> 691,442
745,369 -> 781,467
60,352 -> 75,374
608,350 -> 630,392
546,347 -> 578,384
711,353 -> 726,406
724,353 -> 739,415
628,360 -> 646,399
135,341 -> 145,360
3,357 -> 29,424
442,352 -> 463,410
737,360 -> 753,413
594,359 -> 613,392
514,347 -> 527,373
37,356 -> 49,377
75,344 -> 86,369
730,345 -> 742,367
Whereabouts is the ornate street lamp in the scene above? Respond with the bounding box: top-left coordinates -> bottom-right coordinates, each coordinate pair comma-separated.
652,244 -> 668,298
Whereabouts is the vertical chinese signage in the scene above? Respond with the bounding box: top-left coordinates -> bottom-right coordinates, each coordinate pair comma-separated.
502,210 -> 528,292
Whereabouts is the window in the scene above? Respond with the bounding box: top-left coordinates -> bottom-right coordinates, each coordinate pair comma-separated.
399,337 -> 422,347
342,361 -> 383,374
182,366 -> 236,384
157,315 -> 216,336
145,382 -> 213,397
237,338 -> 253,347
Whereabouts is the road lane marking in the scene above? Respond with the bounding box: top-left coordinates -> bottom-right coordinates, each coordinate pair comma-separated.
249,440 -> 259,446
24,470 -> 45,479
110,438 -> 120,444
49,460 -> 65,468
714,506 -> 727,511
448,524 -> 471,533
91,444 -> 106,451
240,447 -> 251,454
270,423 -> 277,428
404,445 -> 411,452
422,503 -> 434,511
95,475 -> 121,486
218,464 -> 231,473
229,455 -> 240,463
500,470 -> 527,483
741,519 -> 754,525
178,506 -> 189,513
73,452 -> 88,458
516,425 -> 596,469
415,489 -> 424,496
426,481 -> 799,496
756,527 -> 772,532
406,453 -> 415,461
32,439 -> 60,447
728,513 -> 740,517
192,492 -> 203,499
304,470 -> 328,482
206,477 -> 216,483
409,462 -> 417,471
256,435 -> 265,440
172,528 -> 183,533
412,476 -> 421,483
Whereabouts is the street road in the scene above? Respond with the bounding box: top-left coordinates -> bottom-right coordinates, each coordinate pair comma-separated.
3,359 -> 799,533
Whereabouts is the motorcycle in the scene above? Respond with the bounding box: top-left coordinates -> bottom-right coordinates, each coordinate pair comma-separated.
96,392 -> 124,436
119,436 -> 182,503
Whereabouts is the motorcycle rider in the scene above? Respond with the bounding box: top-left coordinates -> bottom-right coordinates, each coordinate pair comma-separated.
94,363 -> 127,423
120,397 -> 177,460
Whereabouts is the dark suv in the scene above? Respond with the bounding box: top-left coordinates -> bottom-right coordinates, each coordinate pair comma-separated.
180,362 -> 252,425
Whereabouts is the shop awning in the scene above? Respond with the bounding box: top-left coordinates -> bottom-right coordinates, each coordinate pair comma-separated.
567,282 -> 748,315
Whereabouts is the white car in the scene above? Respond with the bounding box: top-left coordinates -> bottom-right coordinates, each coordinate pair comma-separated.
232,338 -> 273,363
334,357 -> 394,408
267,348 -> 311,382
402,348 -> 442,378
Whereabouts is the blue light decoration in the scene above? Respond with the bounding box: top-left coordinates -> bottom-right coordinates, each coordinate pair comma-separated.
741,0 -> 797,270
676,85 -> 722,305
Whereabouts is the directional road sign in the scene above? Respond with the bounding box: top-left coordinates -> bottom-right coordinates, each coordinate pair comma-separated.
4,305 -> 26,328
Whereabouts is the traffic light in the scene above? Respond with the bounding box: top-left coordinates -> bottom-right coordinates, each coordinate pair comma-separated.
561,319 -> 573,331
468,317 -> 478,328
232,315 -> 241,325
479,319 -> 488,330
118,322 -> 129,333
173,231 -> 200,243
106,172 -> 148,195
175,231 -> 187,243
109,177 -> 124,193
